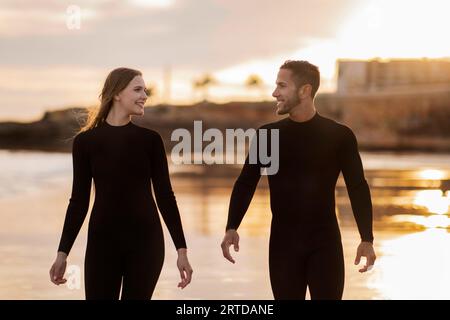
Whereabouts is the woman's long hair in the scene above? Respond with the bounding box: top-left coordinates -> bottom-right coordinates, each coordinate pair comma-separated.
76,67 -> 142,134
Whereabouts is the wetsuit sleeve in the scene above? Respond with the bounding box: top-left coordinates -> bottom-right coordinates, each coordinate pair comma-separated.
226,133 -> 262,231
58,133 -> 92,255
338,127 -> 374,243
150,133 -> 187,250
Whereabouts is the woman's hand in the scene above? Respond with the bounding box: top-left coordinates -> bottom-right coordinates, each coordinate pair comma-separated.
176,248 -> 193,289
49,251 -> 68,285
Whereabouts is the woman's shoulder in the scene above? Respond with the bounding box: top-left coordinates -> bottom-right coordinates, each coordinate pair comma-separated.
73,129 -> 91,143
132,123 -> 163,140
70,130 -> 93,155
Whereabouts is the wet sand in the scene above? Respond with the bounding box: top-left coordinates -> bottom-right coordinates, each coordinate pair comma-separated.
1,151 -> 450,299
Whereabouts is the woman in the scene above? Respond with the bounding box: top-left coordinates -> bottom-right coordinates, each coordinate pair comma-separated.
49,67 -> 193,299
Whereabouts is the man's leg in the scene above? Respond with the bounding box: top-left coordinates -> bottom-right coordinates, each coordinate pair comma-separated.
269,242 -> 307,299
306,241 -> 345,300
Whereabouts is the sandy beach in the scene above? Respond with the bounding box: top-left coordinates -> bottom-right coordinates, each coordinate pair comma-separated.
1,150 -> 450,299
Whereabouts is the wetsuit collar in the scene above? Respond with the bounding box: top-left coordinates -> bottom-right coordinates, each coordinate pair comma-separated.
287,111 -> 319,125
103,120 -> 133,128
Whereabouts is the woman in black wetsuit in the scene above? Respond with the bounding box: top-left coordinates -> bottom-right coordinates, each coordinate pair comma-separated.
49,67 -> 193,299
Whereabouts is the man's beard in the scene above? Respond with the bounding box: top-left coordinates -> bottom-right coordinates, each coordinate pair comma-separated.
276,94 -> 300,115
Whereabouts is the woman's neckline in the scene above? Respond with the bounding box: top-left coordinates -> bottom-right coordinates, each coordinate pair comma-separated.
103,119 -> 133,128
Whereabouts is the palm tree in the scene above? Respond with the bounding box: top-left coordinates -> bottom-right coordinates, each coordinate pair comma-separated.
245,74 -> 266,100
145,85 -> 155,98
145,85 -> 156,106
193,74 -> 216,102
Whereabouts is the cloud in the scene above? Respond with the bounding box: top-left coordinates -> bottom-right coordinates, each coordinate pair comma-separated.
0,0 -> 358,70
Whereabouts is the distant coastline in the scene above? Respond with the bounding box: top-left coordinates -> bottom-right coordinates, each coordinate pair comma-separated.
0,90 -> 449,153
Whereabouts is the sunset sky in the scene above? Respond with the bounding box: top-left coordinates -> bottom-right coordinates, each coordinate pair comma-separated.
0,0 -> 449,121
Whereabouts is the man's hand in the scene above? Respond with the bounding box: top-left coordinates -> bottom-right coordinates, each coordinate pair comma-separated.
221,229 -> 240,264
354,241 -> 376,273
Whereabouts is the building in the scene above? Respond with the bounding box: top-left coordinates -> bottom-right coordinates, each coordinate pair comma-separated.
337,58 -> 450,94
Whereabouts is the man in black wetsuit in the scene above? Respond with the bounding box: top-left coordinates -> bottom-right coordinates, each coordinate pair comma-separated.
221,60 -> 376,300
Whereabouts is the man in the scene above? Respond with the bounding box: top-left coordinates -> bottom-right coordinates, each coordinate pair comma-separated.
221,60 -> 376,300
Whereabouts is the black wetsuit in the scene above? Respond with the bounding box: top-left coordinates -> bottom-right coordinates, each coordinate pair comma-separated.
226,112 -> 373,300
57,120 -> 186,300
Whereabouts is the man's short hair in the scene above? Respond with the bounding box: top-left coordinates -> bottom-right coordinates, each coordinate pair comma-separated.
280,60 -> 320,98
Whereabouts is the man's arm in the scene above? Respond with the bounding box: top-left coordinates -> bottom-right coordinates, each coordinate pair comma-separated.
338,126 -> 373,243
222,133 -> 262,263
225,140 -> 262,231
338,126 -> 376,272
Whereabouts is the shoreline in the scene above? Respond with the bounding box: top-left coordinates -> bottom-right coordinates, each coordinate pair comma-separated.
2,144 -> 450,154
0,97 -> 449,153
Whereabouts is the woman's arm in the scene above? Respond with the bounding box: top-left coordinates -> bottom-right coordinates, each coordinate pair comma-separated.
150,132 -> 187,250
57,132 -> 93,256
150,132 -> 192,288
51,132 -> 92,285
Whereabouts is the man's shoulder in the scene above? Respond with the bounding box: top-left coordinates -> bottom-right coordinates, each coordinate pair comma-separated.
257,117 -> 290,130
317,114 -> 354,135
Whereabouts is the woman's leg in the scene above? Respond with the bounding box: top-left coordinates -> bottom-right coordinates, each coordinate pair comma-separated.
120,237 -> 165,300
84,244 -> 123,300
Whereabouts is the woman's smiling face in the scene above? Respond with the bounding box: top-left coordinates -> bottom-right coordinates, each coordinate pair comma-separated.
115,75 -> 148,116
